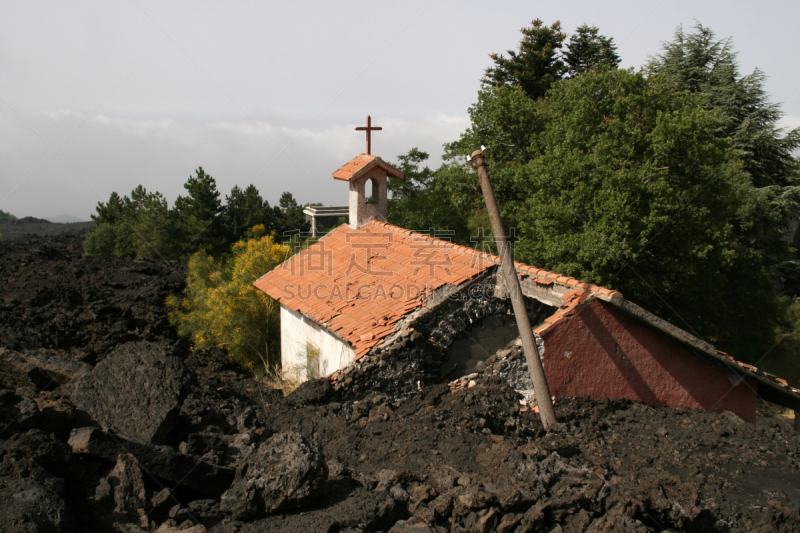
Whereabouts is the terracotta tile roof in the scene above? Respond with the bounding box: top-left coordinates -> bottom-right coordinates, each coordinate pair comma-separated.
254,220 -> 617,358
332,154 -> 404,182
515,263 -> 622,302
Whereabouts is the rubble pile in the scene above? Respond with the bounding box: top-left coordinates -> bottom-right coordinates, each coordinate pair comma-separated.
0,233 -> 798,532
325,278 -> 553,400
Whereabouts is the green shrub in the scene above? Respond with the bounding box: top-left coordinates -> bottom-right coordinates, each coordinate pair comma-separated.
167,232 -> 290,374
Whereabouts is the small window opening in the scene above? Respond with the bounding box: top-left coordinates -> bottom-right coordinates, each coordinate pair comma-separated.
365,177 -> 378,204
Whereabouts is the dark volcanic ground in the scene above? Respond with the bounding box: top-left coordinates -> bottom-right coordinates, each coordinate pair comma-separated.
0,233 -> 184,364
0,233 -> 799,533
0,217 -> 94,238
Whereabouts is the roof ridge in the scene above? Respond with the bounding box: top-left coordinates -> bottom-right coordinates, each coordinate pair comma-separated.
366,221 -> 620,298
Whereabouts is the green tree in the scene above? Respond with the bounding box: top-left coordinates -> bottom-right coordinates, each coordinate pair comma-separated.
84,186 -> 175,259
445,84 -> 540,190
85,190 -> 129,258
448,22 -> 619,173
648,23 -> 799,205
389,148 -> 435,223
483,19 -> 567,101
167,232 -> 290,374
173,167 -> 223,257
0,209 -> 17,223
279,191 -> 299,210
388,148 -> 469,241
483,20 -> 619,98
82,223 -> 118,257
438,19 -> 799,364
83,167 -> 313,261
0,209 -> 16,238
272,192 -> 310,240
449,68 -> 783,358
91,191 -> 125,225
128,185 -> 175,259
222,184 -> 275,245
441,84 -> 542,257
649,23 -> 800,298
564,24 -> 620,76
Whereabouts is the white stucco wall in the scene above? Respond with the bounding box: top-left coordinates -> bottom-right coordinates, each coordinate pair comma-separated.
280,305 -> 356,382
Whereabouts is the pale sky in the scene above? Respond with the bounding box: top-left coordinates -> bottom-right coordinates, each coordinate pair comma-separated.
1,1 -> 798,221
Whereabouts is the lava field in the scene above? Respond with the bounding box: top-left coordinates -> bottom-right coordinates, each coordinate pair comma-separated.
0,233 -> 798,532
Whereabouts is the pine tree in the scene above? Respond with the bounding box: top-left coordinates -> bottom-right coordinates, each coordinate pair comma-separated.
0,209 -> 17,223
388,148 -> 470,241
649,23 -> 800,295
649,23 -> 799,192
173,167 -> 223,257
448,21 -> 619,170
483,19 -> 567,100
91,192 -> 125,225
222,184 -> 275,245
84,186 -> 175,259
84,192 -> 127,257
273,192 -> 310,240
126,185 -> 175,260
564,24 -> 620,76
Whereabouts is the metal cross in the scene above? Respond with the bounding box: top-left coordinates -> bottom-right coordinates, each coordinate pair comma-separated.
355,115 -> 382,155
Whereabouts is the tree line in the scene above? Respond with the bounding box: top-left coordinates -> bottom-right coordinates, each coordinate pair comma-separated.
83,171 -> 310,375
83,168 -> 309,261
388,21 -> 800,365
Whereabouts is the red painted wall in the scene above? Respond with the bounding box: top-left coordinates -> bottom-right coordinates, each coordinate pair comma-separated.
539,299 -> 757,423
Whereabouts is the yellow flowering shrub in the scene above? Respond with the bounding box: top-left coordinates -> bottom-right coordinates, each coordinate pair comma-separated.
167,231 -> 290,375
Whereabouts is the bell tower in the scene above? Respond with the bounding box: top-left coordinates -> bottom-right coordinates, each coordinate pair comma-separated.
331,116 -> 403,228
332,154 -> 404,228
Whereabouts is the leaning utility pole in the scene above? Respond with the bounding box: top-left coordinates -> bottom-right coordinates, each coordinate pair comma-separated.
470,148 -> 558,430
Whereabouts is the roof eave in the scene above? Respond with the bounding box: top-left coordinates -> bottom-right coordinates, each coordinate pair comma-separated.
333,157 -> 404,182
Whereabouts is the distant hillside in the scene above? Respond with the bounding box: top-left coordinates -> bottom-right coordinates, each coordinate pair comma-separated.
48,214 -> 89,223
0,216 -> 94,238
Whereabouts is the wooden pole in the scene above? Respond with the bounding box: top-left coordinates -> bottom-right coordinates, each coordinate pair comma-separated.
470,148 -> 559,430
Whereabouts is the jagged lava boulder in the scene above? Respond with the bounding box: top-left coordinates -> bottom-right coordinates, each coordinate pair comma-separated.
220,431 -> 328,520
68,426 -> 234,499
93,453 -> 150,529
61,341 -> 190,443
0,434 -> 75,533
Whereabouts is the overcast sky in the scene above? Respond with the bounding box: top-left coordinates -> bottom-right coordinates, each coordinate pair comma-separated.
1,1 -> 799,221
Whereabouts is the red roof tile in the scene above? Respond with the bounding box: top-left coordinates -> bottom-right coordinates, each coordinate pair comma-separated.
332,154 -> 404,182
